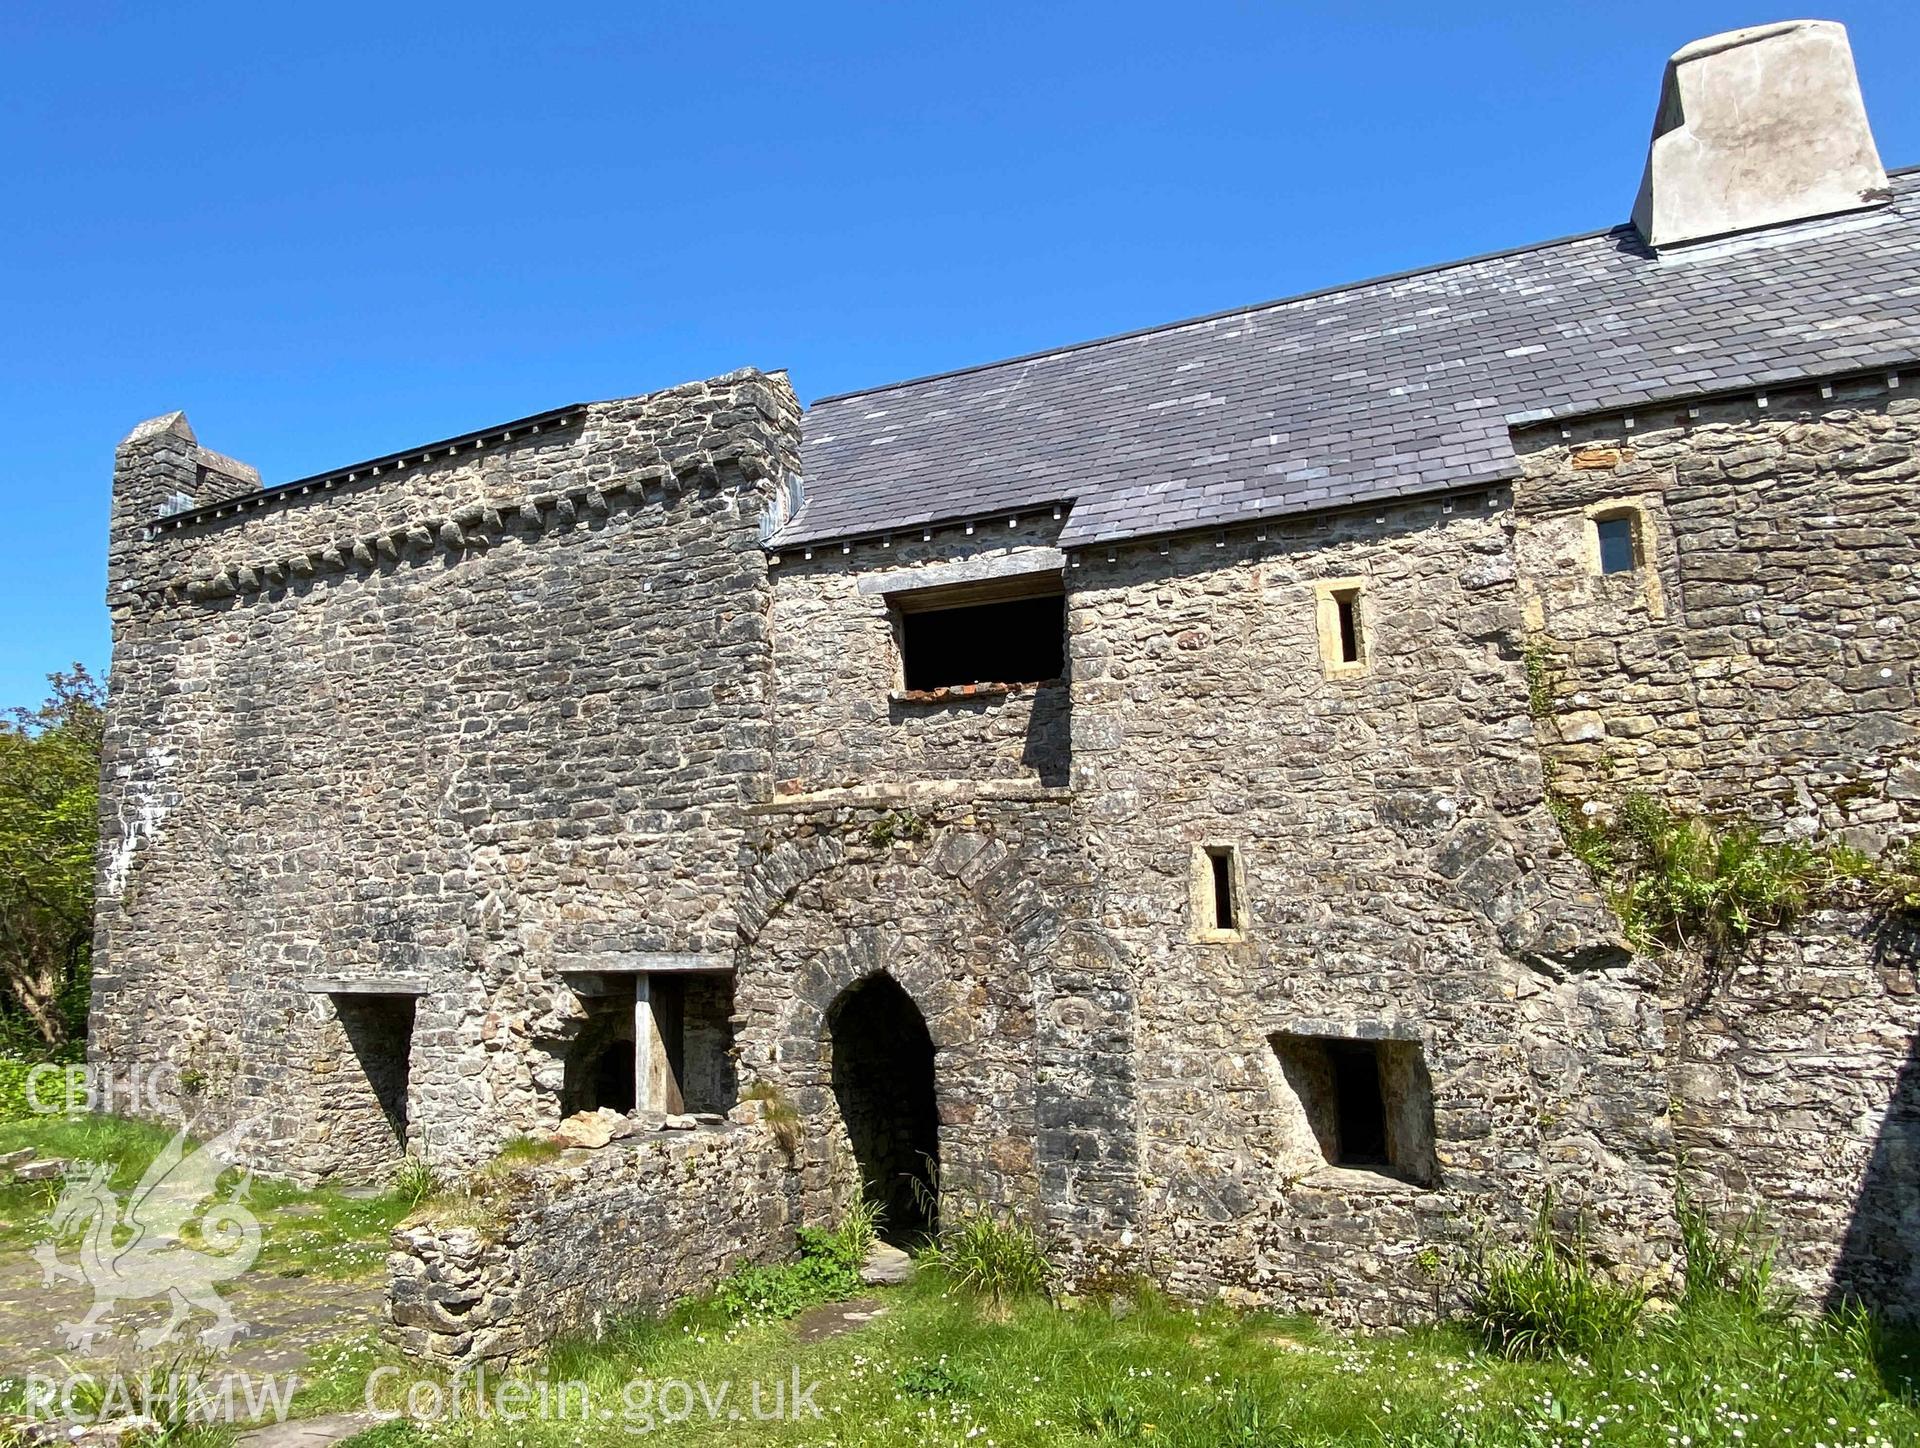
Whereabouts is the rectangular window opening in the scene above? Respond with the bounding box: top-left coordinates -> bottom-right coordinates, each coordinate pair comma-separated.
1269,1032 -> 1437,1185
898,592 -> 1065,692
1595,514 -> 1640,575
1333,589 -> 1362,664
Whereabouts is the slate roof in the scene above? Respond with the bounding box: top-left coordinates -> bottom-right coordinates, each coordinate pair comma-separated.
783,168 -> 1920,550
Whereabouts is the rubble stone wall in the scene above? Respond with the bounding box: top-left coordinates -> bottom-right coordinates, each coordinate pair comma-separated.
732,790 -> 1139,1274
768,519 -> 1070,793
387,1120 -> 797,1368
92,372 -> 800,1182
1514,382 -> 1920,849
1514,383 -> 1920,1316
1064,497 -> 1675,1325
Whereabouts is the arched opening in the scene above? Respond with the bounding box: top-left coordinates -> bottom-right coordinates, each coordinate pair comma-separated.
829,974 -> 939,1244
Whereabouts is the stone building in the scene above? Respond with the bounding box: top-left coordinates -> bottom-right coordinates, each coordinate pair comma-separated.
94,19 -> 1920,1328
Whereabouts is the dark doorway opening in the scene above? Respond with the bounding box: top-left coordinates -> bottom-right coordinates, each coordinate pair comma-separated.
829,974 -> 940,1244
335,994 -> 417,1147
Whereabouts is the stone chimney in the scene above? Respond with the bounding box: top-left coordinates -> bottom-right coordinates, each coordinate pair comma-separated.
1631,19 -> 1890,249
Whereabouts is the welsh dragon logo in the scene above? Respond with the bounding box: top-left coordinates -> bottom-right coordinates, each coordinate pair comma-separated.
33,1122 -> 262,1350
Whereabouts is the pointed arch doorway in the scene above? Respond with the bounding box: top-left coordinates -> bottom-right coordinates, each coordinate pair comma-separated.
828,974 -> 939,1244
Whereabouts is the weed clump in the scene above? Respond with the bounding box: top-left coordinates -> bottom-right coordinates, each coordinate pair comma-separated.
739,1080 -> 800,1153
923,1206 -> 1052,1311
1467,1200 -> 1646,1359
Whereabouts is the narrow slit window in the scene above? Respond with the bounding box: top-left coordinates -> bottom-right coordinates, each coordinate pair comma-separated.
1333,589 -> 1362,664
1209,847 -> 1236,931
1195,844 -> 1244,937
1595,514 -> 1640,575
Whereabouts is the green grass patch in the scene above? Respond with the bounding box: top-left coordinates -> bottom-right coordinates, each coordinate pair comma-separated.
330,1268 -> 1920,1446
0,1112 -> 411,1278
1467,1202 -> 1647,1359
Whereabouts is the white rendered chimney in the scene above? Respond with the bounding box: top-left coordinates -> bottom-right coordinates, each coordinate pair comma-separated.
1631,19 -> 1890,249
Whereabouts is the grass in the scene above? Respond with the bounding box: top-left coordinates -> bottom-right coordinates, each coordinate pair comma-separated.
740,1081 -> 800,1154
1467,1202 -> 1647,1360
4,1134 -> 1917,1447
314,1267 -> 1920,1447
920,1205 -> 1052,1312
0,1112 -> 414,1279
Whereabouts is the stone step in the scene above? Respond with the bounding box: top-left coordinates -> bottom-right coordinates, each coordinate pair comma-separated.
859,1241 -> 914,1287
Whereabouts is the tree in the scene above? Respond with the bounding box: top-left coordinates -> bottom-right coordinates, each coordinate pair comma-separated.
0,666 -> 104,1050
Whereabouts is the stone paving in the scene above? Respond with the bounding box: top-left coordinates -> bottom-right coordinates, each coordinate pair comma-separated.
0,1246 -> 383,1383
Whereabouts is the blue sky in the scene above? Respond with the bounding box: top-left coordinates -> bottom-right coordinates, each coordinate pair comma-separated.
3,2 -> 1915,708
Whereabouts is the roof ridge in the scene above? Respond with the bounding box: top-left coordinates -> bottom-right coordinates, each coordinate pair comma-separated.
806,221 -> 1634,409
808,161 -> 1920,412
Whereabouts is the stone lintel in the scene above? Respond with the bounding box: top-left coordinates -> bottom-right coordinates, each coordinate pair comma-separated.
304,977 -> 429,996
555,952 -> 733,975
855,548 -> 1065,600
1274,1018 -> 1424,1043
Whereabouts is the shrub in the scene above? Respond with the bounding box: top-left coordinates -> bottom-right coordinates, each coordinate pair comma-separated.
1467,1201 -> 1646,1359
865,809 -> 932,848
0,1056 -> 39,1123
710,1205 -> 876,1321
1522,639 -> 1558,721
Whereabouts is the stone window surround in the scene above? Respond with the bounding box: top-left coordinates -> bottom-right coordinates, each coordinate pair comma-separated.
1188,842 -> 1249,942
1582,495 -> 1668,618
1265,1020 -> 1439,1192
1312,575 -> 1371,676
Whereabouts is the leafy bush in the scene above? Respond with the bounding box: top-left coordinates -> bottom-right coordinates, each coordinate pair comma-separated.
710,1207 -> 875,1322
1467,1201 -> 1646,1359
0,1055 -> 41,1123
0,667 -> 104,1050
865,809 -> 932,848
1552,792 -> 1826,953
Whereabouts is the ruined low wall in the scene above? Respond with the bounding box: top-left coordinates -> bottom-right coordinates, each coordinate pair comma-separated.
386,1118 -> 798,1368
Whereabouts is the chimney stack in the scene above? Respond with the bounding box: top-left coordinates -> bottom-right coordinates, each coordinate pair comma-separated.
1631,19 -> 1890,250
